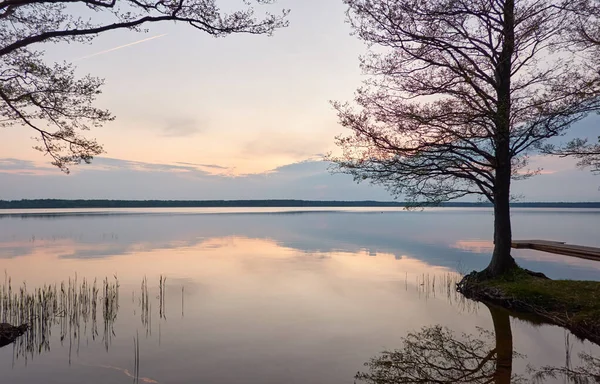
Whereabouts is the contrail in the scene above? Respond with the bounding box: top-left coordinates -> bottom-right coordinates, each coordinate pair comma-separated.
75,33 -> 168,61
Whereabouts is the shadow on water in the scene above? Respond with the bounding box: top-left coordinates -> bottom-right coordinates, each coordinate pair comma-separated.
355,301 -> 600,383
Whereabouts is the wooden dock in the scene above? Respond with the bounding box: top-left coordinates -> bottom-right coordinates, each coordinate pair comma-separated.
511,240 -> 600,262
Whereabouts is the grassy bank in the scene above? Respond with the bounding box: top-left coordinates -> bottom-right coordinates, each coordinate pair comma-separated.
457,268 -> 600,345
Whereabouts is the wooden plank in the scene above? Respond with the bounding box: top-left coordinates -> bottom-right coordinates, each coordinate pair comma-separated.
512,240 -> 565,249
511,240 -> 600,262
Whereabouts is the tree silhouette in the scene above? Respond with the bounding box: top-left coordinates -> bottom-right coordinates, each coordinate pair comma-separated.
330,0 -> 600,276
543,137 -> 600,175
540,0 -> 600,175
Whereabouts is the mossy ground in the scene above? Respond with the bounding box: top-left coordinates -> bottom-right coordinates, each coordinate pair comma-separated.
458,267 -> 600,344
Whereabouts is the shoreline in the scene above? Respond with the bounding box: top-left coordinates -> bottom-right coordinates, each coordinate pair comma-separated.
457,269 -> 600,346
1,199 -> 600,209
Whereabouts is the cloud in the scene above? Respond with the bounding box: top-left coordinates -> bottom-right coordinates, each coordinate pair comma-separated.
0,157 -> 392,200
0,156 -> 598,202
0,158 -> 56,175
268,160 -> 330,175
0,158 -> 38,170
176,162 -> 228,170
0,157 -> 219,177
87,157 -> 212,175
242,131 -> 330,159
161,117 -> 204,137
75,34 -> 168,61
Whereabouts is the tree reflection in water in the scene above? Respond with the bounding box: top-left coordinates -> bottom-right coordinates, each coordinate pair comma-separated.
533,353 -> 600,384
355,303 -> 600,384
356,304 -> 525,384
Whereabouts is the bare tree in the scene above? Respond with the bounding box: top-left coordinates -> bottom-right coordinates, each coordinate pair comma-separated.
329,0 -> 600,276
0,0 -> 288,172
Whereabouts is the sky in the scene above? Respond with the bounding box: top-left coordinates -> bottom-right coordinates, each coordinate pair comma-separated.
0,0 -> 598,201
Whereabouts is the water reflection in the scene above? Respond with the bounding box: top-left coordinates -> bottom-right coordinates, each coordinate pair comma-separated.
2,208 -> 600,281
1,209 -> 600,383
1,271 -> 467,358
0,269 -> 598,383
356,304 -> 600,384
356,304 -> 525,383
534,353 -> 600,383
3,269 -> 598,384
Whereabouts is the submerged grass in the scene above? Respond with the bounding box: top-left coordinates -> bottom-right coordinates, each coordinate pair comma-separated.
458,267 -> 600,344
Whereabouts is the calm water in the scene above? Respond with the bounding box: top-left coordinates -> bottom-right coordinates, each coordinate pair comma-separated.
0,207 -> 599,383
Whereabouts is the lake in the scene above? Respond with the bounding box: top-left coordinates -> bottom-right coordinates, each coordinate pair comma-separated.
0,207 -> 599,383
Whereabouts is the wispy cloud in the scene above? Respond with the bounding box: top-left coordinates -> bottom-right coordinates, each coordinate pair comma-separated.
176,162 -> 228,170
242,131 -> 330,159
75,34 -> 168,61
87,157 -> 212,175
0,157 -> 395,201
161,117 -> 204,138
0,158 -> 56,175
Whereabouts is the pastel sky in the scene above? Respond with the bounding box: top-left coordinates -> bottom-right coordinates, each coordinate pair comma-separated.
0,0 -> 598,201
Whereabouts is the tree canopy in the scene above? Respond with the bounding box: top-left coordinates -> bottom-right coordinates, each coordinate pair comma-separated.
330,0 -> 600,275
331,0 -> 599,205
0,0 -> 288,172
544,137 -> 600,174
540,0 -> 600,173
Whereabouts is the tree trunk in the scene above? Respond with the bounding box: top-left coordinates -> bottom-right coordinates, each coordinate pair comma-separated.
487,304 -> 514,384
486,178 -> 517,276
486,0 -> 517,277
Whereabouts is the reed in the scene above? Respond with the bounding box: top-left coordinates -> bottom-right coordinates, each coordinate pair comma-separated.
412,271 -> 479,314
140,276 -> 151,336
0,275 -> 119,360
159,275 -> 166,320
0,273 -> 176,368
133,330 -> 140,384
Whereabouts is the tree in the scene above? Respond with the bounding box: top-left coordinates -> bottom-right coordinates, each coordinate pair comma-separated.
330,0 -> 600,276
0,0 -> 288,172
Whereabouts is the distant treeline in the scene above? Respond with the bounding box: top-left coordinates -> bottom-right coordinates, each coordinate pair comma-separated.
1,199 -> 600,209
